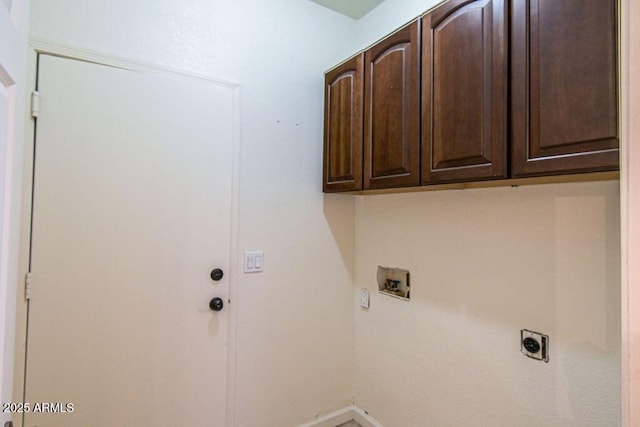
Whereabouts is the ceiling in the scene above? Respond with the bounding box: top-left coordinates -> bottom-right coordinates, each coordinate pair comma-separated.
309,0 -> 386,19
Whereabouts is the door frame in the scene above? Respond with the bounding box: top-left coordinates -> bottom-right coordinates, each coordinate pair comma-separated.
620,0 -> 640,425
1,0 -> 27,423
13,41 -> 242,427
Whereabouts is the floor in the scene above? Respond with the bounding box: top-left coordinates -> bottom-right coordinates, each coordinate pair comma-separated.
336,421 -> 362,427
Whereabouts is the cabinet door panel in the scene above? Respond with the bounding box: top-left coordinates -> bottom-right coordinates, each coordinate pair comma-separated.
511,0 -> 618,177
422,0 -> 507,184
323,55 -> 364,192
364,21 -> 420,189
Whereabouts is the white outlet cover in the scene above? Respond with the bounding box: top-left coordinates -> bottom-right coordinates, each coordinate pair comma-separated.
360,288 -> 370,308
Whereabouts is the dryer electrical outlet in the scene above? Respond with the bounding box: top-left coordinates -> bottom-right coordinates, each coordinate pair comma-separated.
520,329 -> 549,362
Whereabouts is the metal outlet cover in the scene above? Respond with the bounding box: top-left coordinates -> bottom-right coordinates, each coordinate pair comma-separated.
521,329 -> 549,362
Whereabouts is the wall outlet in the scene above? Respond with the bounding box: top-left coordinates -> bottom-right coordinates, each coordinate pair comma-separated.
521,329 -> 549,362
360,288 -> 370,308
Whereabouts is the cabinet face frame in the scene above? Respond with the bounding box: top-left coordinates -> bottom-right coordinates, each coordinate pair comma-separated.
363,20 -> 421,190
510,0 -> 619,177
421,0 -> 508,185
323,54 -> 364,192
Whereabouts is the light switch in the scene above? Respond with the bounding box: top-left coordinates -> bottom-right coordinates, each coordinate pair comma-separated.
244,251 -> 264,273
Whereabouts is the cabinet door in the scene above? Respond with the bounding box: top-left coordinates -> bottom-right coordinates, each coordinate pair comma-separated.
364,21 -> 420,189
323,54 -> 364,192
511,0 -> 618,177
422,0 -> 507,184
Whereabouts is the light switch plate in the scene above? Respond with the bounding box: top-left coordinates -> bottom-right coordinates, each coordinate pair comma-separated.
244,251 -> 264,273
360,288 -> 370,308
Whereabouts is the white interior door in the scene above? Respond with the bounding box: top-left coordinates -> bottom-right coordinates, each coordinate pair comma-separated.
24,54 -> 234,427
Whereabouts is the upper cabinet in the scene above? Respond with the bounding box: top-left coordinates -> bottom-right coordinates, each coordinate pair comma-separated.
323,54 -> 364,192
322,0 -> 619,193
364,21 -> 421,189
422,0 -> 507,184
510,0 -> 619,177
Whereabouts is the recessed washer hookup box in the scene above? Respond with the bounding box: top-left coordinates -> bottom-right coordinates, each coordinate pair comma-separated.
377,266 -> 410,301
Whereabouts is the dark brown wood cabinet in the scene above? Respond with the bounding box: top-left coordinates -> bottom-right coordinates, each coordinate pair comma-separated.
323,54 -> 364,192
510,0 -> 619,177
363,21 -> 421,189
322,0 -> 619,193
422,0 -> 507,184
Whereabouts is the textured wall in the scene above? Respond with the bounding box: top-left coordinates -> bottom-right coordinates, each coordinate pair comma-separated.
353,182 -> 621,426
28,1 -> 358,425
350,2 -> 622,424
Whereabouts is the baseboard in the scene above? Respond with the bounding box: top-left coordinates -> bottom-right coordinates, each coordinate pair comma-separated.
351,406 -> 384,427
298,405 -> 384,427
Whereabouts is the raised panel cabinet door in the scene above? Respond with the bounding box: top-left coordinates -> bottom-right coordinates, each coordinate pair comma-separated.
364,21 -> 420,189
511,0 -> 619,177
323,54 -> 364,192
422,0 -> 507,184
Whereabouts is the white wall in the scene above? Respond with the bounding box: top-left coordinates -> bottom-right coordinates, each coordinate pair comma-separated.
353,182 -> 620,426
355,0 -> 443,48
351,1 -> 621,425
0,0 -> 29,421
28,1 -> 358,425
